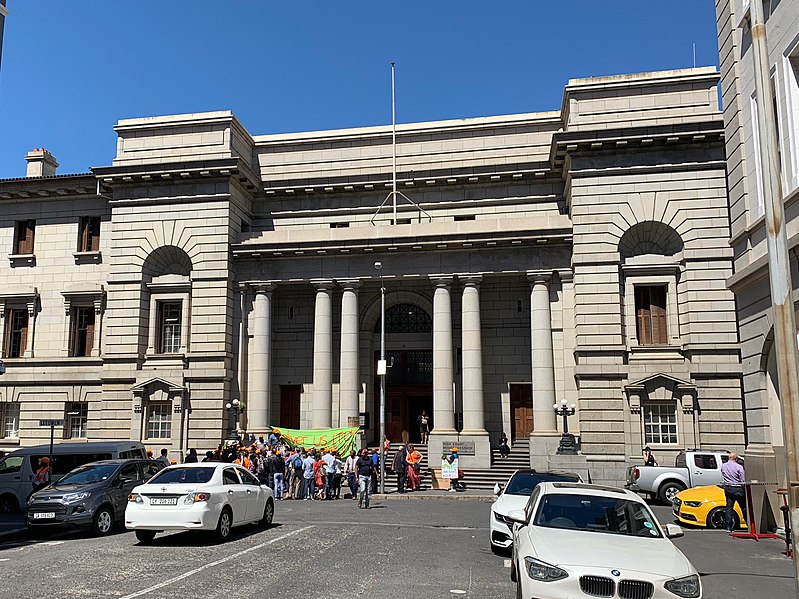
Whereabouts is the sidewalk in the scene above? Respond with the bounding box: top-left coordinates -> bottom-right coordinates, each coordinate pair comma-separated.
372,487 -> 494,502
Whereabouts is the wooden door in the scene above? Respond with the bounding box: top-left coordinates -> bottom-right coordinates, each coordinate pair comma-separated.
279,385 -> 301,429
510,384 -> 534,439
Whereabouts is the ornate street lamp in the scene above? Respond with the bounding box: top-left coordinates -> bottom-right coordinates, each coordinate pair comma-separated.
225,398 -> 241,442
554,399 -> 577,455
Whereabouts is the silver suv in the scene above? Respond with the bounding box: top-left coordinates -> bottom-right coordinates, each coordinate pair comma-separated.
26,459 -> 162,536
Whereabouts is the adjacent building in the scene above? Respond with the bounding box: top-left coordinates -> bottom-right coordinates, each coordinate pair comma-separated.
0,67 -> 744,485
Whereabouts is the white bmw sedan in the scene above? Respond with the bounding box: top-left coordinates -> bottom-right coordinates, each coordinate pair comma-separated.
510,482 -> 701,599
125,462 -> 274,543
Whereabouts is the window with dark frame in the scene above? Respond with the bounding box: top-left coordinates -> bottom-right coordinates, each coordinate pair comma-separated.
69,306 -> 95,357
14,220 -> 35,255
65,402 -> 89,438
78,216 -> 101,252
635,285 -> 668,345
3,308 -> 29,358
157,301 -> 182,354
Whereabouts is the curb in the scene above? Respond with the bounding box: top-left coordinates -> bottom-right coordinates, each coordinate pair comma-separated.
0,527 -> 26,541
373,493 -> 494,503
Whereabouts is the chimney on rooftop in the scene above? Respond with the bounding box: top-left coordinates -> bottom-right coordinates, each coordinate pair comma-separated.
25,148 -> 58,177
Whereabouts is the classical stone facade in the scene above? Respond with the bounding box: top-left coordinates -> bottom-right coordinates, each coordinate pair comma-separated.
716,1 -> 799,487
0,68 -> 745,483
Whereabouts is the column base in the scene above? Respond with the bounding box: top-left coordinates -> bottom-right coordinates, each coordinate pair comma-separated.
428,430 -> 491,469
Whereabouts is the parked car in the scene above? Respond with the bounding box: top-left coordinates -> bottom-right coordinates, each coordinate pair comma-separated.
625,450 -> 735,504
0,441 -> 147,514
509,482 -> 701,599
673,484 -> 746,530
125,462 -> 274,543
489,469 -> 581,553
25,459 -> 162,536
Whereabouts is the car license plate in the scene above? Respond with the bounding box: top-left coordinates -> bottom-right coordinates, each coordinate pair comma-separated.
149,497 -> 177,505
33,512 -> 55,519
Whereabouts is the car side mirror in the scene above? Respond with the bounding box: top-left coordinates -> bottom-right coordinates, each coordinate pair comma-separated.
493,483 -> 502,496
119,477 -> 133,486
507,509 -> 527,525
665,524 -> 684,538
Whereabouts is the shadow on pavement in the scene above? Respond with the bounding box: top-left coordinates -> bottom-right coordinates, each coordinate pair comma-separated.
133,523 -> 284,547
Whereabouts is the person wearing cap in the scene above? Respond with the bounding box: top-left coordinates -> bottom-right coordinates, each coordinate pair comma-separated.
32,457 -> 51,493
642,446 -> 658,467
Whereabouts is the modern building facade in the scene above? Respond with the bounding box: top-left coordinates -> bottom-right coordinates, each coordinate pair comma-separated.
716,0 -> 799,488
0,68 -> 744,484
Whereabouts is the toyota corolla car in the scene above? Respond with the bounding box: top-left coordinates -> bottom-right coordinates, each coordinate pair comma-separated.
510,482 -> 701,599
125,462 -> 274,543
489,469 -> 581,553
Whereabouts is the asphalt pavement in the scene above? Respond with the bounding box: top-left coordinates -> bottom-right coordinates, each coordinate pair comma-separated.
0,500 -> 794,599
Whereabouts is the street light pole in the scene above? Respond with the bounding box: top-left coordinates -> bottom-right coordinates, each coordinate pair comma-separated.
226,398 -> 240,441
375,261 -> 386,494
554,399 -> 577,455
749,2 -> 799,589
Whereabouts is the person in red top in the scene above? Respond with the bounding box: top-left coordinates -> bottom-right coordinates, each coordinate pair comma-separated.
406,445 -> 422,491
32,457 -> 50,493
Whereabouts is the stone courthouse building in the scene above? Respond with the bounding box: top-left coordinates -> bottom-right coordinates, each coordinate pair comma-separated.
0,67 -> 745,483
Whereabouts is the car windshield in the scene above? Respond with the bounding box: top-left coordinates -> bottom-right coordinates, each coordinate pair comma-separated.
56,464 -> 119,486
534,493 -> 663,538
148,467 -> 215,484
505,472 -> 580,496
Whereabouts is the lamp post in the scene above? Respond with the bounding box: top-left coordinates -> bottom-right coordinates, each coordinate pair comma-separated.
225,398 -> 241,442
375,260 -> 386,494
554,399 -> 577,455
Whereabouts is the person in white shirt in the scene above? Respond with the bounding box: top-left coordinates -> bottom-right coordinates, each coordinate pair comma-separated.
321,449 -> 336,500
343,450 -> 358,500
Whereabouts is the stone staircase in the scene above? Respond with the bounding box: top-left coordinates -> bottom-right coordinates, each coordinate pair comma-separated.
383,443 -> 432,489
465,438 -> 531,490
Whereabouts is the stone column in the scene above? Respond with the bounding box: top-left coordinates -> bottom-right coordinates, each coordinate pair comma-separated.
312,280 -> 334,429
338,280 -> 360,428
248,283 -> 273,433
461,276 -> 487,433
529,273 -> 558,433
431,276 -> 456,433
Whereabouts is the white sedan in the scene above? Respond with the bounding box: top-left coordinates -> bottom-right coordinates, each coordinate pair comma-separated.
510,482 -> 701,599
490,469 -> 581,553
125,462 -> 274,543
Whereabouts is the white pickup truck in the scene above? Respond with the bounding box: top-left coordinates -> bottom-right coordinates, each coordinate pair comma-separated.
625,450 -> 733,504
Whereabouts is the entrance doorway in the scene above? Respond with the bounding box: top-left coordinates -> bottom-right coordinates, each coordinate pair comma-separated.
374,349 -> 433,443
279,385 -> 301,429
510,383 -> 534,439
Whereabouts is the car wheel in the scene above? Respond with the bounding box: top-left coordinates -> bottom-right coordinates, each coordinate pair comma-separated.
260,499 -> 274,528
658,482 -> 685,505
91,506 -> 114,536
135,530 -> 157,544
0,494 -> 18,514
708,507 -> 739,530
215,508 -> 233,542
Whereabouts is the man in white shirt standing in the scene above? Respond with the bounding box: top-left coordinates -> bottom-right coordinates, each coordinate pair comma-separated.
343,450 -> 358,500
321,449 -> 336,500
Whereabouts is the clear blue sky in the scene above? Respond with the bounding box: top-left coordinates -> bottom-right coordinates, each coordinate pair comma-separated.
0,1 -> 720,179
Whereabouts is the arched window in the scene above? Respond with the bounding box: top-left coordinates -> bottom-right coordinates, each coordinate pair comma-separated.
374,304 -> 432,334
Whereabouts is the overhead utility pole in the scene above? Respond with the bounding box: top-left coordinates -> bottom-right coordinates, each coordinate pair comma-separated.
749,1 -> 799,593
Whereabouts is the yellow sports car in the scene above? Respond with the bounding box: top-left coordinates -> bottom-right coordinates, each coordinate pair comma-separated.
672,485 -> 746,529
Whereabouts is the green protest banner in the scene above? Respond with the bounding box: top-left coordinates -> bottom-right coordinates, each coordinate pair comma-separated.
271,426 -> 359,455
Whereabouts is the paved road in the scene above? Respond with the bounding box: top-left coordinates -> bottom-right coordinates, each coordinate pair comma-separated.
0,500 -> 794,598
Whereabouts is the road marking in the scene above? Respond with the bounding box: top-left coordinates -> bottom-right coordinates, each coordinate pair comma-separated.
503,559 -> 511,568
39,541 -> 65,546
0,558 -> 9,562
450,591 -> 466,595
119,526 -> 313,599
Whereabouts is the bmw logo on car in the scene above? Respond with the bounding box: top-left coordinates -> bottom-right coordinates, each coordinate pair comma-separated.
611,570 -> 621,577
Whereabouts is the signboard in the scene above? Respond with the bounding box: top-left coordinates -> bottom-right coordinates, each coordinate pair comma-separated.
441,458 -> 459,479
437,441 -> 475,456
39,419 -> 64,427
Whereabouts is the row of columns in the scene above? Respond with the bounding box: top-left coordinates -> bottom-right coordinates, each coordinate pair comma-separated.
244,272 -> 558,435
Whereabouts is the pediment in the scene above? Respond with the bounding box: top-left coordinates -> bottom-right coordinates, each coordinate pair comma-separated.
625,373 -> 694,391
130,377 -> 185,393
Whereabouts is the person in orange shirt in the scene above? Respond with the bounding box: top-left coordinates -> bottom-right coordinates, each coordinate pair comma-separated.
234,450 -> 252,470
406,445 -> 422,491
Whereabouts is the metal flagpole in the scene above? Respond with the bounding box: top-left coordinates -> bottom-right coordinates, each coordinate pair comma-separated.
392,62 -> 397,226
749,2 -> 799,593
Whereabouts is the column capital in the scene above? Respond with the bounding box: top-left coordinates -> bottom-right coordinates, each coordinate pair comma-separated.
337,279 -> 362,291
459,274 -> 482,287
429,275 -> 455,287
311,279 -> 334,291
527,271 -> 552,285
250,282 -> 275,295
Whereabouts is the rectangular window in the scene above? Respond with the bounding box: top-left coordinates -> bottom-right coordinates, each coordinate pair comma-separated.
635,285 -> 668,345
157,301 -> 182,354
1,403 -> 20,438
69,306 -> 95,357
65,402 -> 88,439
643,403 -> 678,445
78,216 -> 101,252
14,220 -> 35,255
146,403 -> 171,439
3,308 -> 29,358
